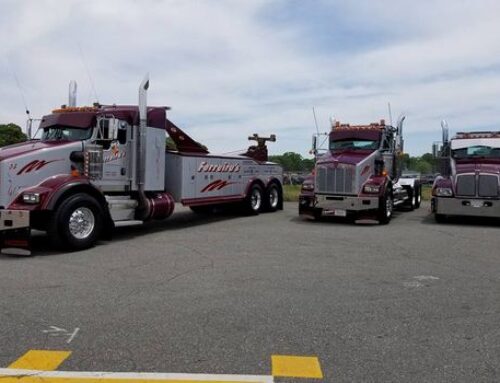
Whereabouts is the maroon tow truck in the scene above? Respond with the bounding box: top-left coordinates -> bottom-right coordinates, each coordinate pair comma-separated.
299,117 -> 421,224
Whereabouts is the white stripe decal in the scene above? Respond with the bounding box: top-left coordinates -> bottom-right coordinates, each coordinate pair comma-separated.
0,368 -> 274,382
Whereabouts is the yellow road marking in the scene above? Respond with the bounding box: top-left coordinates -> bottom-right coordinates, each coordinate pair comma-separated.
271,355 -> 323,379
8,350 -> 72,371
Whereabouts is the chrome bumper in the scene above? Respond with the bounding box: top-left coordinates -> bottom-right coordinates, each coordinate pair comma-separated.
315,194 -> 379,211
433,197 -> 500,218
0,210 -> 31,256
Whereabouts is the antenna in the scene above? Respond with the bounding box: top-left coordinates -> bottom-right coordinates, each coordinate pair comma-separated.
312,107 -> 320,135
387,102 -> 393,127
78,43 -> 99,103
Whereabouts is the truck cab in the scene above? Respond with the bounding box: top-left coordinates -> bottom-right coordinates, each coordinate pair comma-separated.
299,117 -> 420,224
432,126 -> 500,221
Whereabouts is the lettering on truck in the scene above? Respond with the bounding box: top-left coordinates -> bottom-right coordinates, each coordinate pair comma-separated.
197,161 -> 241,173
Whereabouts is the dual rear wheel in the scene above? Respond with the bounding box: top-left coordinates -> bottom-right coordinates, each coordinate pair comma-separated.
245,183 -> 282,214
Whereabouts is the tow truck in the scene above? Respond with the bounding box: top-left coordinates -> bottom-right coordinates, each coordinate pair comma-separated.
0,76 -> 283,255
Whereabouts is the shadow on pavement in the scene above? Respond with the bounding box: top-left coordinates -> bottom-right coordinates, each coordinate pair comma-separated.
421,212 -> 500,228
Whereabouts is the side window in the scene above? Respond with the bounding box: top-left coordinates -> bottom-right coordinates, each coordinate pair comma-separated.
96,119 -> 111,149
382,133 -> 392,151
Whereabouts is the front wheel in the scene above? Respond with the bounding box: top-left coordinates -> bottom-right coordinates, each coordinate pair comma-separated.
377,191 -> 393,224
48,193 -> 103,251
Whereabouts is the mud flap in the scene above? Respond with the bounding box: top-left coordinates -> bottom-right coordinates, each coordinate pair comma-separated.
0,210 -> 31,256
1,228 -> 31,256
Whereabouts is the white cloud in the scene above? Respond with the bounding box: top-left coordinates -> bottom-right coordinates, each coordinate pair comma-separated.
1,0 -> 500,156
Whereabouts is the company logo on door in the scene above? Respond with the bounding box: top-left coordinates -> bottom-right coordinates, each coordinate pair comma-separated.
198,161 -> 241,173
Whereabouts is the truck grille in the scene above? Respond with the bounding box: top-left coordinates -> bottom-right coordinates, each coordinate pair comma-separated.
456,174 -> 499,197
316,165 -> 355,194
479,175 -> 499,197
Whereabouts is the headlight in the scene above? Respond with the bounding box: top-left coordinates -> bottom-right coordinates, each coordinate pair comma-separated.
363,184 -> 381,194
22,192 -> 40,204
435,187 -> 453,197
302,183 -> 314,191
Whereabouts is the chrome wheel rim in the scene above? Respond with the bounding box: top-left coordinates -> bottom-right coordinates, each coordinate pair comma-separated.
68,207 -> 95,239
251,189 -> 262,211
269,187 -> 279,208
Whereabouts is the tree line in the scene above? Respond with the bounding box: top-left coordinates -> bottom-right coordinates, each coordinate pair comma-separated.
0,123 -> 27,147
270,152 -> 438,174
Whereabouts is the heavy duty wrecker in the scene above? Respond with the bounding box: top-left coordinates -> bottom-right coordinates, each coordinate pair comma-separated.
299,116 -> 421,224
432,121 -> 500,222
0,76 -> 283,255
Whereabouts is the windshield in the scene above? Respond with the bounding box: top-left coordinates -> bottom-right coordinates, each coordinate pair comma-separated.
42,125 -> 92,141
330,139 -> 379,151
452,145 -> 500,159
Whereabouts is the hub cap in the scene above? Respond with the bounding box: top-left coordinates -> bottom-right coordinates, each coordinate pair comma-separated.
68,207 -> 95,239
269,187 -> 279,208
251,189 -> 262,211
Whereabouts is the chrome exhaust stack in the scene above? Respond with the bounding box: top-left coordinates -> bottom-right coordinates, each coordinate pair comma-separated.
136,73 -> 151,219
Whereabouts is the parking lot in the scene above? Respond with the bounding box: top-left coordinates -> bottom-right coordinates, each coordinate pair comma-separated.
1,202 -> 499,382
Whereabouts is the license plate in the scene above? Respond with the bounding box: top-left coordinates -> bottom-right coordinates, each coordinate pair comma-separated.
323,209 -> 347,217
324,209 -> 347,217
471,200 -> 483,208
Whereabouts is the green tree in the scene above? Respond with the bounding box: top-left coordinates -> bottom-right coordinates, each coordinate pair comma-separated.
0,124 -> 27,147
269,152 -> 304,171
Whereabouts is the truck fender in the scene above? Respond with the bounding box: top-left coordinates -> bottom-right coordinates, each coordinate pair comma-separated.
43,176 -> 114,238
244,178 -> 266,198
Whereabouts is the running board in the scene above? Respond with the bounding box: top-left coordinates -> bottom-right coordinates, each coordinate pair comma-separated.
114,220 -> 144,227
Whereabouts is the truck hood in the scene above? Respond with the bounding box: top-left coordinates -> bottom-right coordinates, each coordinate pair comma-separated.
0,140 -> 77,161
317,150 -> 375,166
455,161 -> 500,175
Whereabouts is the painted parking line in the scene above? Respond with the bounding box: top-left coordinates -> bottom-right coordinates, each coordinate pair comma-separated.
0,368 -> 273,383
8,350 -> 72,371
271,355 -> 323,379
3,350 -> 323,382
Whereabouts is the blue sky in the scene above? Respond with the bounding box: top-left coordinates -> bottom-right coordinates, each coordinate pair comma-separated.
1,0 -> 500,157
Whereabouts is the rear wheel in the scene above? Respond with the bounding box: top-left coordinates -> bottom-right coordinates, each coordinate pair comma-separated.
48,193 -> 103,251
264,183 -> 282,212
377,190 -> 393,224
244,184 -> 264,214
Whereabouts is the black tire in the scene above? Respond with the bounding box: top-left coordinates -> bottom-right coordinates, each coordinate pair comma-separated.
435,213 -> 447,223
264,183 -> 282,212
377,190 -> 393,225
48,193 -> 103,251
414,185 -> 421,209
244,183 -> 264,215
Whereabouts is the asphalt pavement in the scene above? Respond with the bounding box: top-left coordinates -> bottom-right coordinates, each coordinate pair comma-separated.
0,202 -> 499,382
